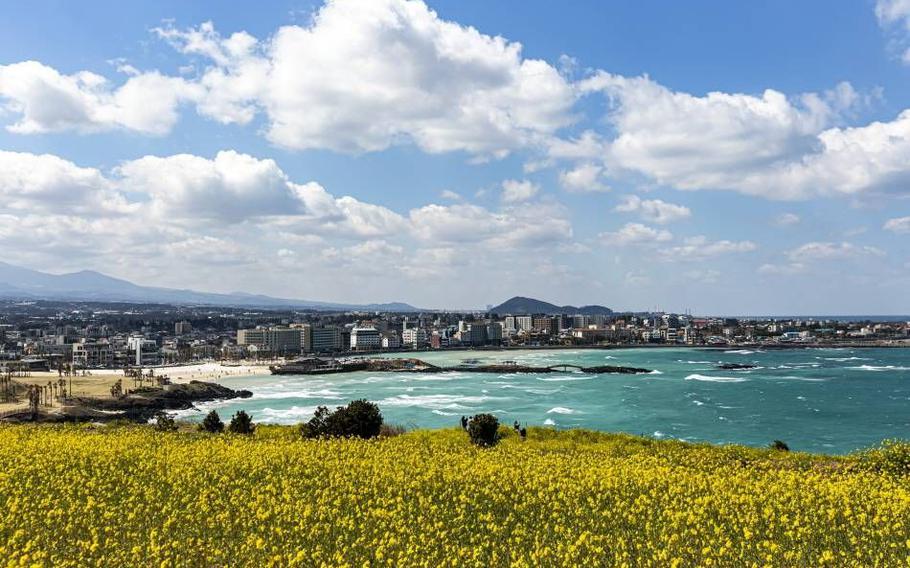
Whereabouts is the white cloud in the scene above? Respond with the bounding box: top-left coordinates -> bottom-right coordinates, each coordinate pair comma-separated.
558,163 -> 608,193
757,263 -> 806,276
660,236 -> 757,260
884,216 -> 910,233
774,213 -> 801,226
0,151 -> 133,215
440,189 -> 462,201
600,223 -> 672,245
787,241 -> 886,262
409,201 -> 572,248
613,195 -> 690,224
876,0 -> 910,63
501,179 -> 539,203
577,72 -> 906,200
0,61 -> 198,135
155,0 -> 575,156
117,150 -> 299,221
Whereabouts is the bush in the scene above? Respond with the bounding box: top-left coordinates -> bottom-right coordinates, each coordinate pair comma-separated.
199,410 -> 224,434
300,399 -> 384,439
467,414 -> 500,447
770,440 -> 790,452
228,410 -> 255,435
153,412 -> 177,432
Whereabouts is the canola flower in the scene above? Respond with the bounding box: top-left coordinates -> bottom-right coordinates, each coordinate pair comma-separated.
0,424 -> 908,567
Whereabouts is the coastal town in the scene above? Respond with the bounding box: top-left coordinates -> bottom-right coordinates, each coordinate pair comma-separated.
1,298 -> 907,375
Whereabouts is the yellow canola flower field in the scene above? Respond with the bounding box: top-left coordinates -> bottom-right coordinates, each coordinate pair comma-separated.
0,424 -> 908,567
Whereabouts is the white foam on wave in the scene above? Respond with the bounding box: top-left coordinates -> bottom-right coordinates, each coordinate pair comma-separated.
377,394 -> 504,410
724,349 -> 755,355
848,365 -> 910,372
684,374 -> 749,383
259,405 -> 320,422
692,400 -> 705,406
775,375 -> 828,382
547,406 -> 579,415
543,418 -> 556,426
251,388 -> 342,400
820,356 -> 869,362
536,376 -> 594,382
648,370 -> 663,375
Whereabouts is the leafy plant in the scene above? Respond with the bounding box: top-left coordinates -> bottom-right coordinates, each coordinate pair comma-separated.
228,410 -> 255,435
199,410 -> 224,434
300,399 -> 383,439
467,413 -> 500,447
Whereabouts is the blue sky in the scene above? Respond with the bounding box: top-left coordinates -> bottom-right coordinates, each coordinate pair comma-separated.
0,0 -> 908,314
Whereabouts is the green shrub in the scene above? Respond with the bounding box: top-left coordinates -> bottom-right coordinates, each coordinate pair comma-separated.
199,410 -> 224,434
467,414 -> 500,447
300,399 -> 383,439
153,412 -> 177,432
770,440 -> 790,452
228,410 -> 255,435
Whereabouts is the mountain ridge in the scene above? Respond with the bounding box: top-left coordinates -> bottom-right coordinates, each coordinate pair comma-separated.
490,296 -> 613,315
0,262 -> 421,312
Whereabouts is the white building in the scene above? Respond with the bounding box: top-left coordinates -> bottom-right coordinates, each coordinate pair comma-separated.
402,328 -> 428,349
127,337 -> 159,366
350,327 -> 381,351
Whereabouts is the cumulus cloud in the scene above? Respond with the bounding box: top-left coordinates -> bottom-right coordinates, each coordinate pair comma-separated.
501,179 -> 539,203
558,163 -> 608,193
409,201 -> 572,248
600,223 -> 672,245
614,195 -> 691,224
577,72 -> 880,200
884,216 -> 910,233
154,0 -> 575,156
0,151 -> 134,215
0,61 -> 198,134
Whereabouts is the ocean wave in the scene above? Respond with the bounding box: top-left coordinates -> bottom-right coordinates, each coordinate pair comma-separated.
546,407 -> 579,415
691,400 -> 705,406
535,376 -> 594,382
259,405 -> 320,422
775,376 -> 828,382
251,389 -> 342,400
724,349 -> 755,355
680,360 -> 713,364
648,370 -> 663,375
376,394 -> 504,410
819,356 -> 869,362
684,374 -> 749,383
543,418 -> 556,426
432,409 -> 459,416
847,365 -> 910,372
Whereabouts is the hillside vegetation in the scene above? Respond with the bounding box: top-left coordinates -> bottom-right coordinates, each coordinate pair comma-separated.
0,424 -> 908,566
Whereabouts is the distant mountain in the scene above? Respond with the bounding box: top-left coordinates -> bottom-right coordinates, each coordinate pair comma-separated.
0,262 -> 421,312
490,296 -> 613,316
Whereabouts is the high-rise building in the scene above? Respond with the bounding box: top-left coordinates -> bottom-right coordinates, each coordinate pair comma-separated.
311,326 -> 342,353
236,327 -> 302,354
174,321 -> 192,335
350,327 -> 381,351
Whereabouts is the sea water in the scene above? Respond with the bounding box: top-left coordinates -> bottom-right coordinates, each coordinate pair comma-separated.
174,347 -> 910,454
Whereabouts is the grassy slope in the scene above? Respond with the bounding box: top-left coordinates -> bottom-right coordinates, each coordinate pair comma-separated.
0,424 -> 908,567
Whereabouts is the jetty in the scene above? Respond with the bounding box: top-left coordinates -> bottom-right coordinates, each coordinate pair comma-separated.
270,357 -> 651,376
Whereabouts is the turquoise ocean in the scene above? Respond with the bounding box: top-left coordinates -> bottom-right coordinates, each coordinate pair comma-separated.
175,347 -> 910,454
